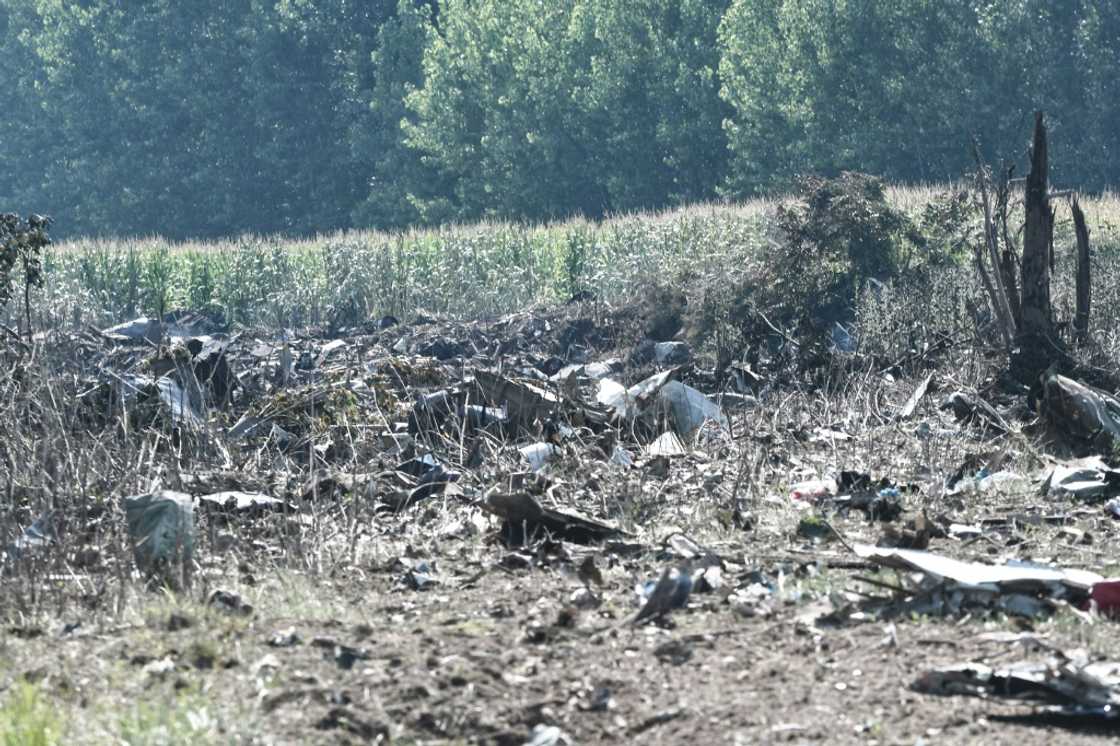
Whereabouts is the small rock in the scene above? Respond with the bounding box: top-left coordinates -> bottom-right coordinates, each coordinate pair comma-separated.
207,588 -> 253,616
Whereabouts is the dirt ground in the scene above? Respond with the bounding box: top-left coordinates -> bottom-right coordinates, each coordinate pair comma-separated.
7,541 -> 1120,745
5,301 -> 1120,744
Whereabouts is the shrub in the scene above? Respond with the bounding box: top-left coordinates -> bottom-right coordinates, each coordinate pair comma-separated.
769,172 -> 922,332
0,213 -> 50,336
684,173 -> 925,376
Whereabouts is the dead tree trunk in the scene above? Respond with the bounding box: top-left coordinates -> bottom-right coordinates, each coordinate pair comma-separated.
1013,111 -> 1062,384
1072,195 -> 1091,344
972,144 -> 1017,347
1021,111 -> 1054,340
996,174 -> 1022,327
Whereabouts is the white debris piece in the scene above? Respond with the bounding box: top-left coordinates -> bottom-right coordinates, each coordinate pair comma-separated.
655,380 -> 729,438
122,491 -> 195,580
519,442 -> 556,472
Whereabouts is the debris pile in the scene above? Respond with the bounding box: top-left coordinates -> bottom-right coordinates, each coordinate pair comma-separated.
10,288 -> 1120,741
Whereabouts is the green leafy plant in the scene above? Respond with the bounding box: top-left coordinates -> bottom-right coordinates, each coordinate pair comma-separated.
0,680 -> 63,746
767,172 -> 922,338
560,227 -> 593,302
142,245 -> 177,320
0,213 -> 51,339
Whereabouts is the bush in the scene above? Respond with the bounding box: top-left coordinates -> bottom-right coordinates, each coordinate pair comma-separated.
769,172 -> 922,331
685,173 -> 925,375
0,213 -> 50,335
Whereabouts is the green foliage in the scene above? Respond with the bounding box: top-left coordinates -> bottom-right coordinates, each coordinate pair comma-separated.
0,214 -> 48,307
0,680 -> 63,746
403,0 -> 729,224
769,173 -> 919,331
718,0 -> 1120,194
917,188 -> 977,267
141,245 -> 176,319
560,228 -> 594,301
32,201 -> 780,330
212,240 -> 295,327
74,245 -> 144,319
1,0 -> 1119,238
0,213 -> 50,335
183,250 -> 217,312
0,0 -> 397,239
351,0 -> 439,230
684,174 -> 925,375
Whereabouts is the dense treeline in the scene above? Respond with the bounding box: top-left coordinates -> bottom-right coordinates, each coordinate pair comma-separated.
1,0 -> 1117,240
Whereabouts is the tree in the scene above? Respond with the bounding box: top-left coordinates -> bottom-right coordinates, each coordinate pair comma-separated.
351,0 -> 443,230
576,0 -> 731,211
719,0 -> 988,193
248,0 -> 392,235
17,0 -> 263,238
0,3 -> 52,216
717,0 -> 1120,196
402,0 -> 730,224
5,0 -> 398,239
0,213 -> 50,339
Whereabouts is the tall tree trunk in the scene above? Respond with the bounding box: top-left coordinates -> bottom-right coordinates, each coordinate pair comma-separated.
1072,195 -> 1091,344
1020,111 -> 1054,340
1014,111 -> 1061,385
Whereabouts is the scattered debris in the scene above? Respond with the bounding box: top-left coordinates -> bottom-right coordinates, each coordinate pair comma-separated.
654,380 -> 729,438
654,341 -> 691,366
855,544 -> 1102,618
21,287 -> 1120,741
207,588 -> 253,616
646,430 -> 687,458
915,648 -> 1120,719
1041,456 -> 1120,501
940,391 -> 1008,433
101,317 -> 162,344
519,442 -> 557,472
1043,374 -> 1120,451
197,492 -> 294,513
122,491 -> 195,586
790,478 -> 837,501
2,510 -> 56,566
897,373 -> 933,420
946,468 -> 1030,496
404,559 -> 437,590
524,724 -> 571,746
482,490 -> 623,545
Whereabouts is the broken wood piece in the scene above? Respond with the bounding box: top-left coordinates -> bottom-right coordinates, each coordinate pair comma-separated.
898,374 -> 933,420
939,391 -> 1008,433
1072,195 -> 1091,344
482,490 -> 622,545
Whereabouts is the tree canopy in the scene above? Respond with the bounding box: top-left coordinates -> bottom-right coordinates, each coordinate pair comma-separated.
0,0 -> 1117,239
